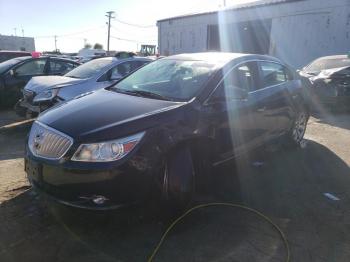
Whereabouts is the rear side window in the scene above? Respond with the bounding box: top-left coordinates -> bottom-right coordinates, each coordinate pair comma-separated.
50,60 -> 76,75
132,60 -> 150,69
258,61 -> 287,88
110,61 -> 134,80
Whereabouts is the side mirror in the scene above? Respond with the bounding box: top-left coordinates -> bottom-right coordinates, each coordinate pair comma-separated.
296,69 -> 301,73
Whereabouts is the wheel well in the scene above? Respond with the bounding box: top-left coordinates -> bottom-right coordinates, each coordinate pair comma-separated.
166,136 -> 216,160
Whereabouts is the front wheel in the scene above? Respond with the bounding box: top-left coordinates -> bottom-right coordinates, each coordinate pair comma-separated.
161,146 -> 195,211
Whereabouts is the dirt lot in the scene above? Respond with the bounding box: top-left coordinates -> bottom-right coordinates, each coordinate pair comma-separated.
0,110 -> 350,262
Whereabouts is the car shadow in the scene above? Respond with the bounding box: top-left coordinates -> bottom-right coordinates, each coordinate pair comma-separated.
1,140 -> 350,262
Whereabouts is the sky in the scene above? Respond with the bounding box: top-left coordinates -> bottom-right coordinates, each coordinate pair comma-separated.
0,0 -> 256,53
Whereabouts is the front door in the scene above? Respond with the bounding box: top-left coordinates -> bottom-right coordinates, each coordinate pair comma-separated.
205,61 -> 268,162
3,58 -> 48,107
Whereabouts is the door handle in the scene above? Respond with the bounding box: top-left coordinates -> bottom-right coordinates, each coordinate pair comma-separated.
257,106 -> 266,112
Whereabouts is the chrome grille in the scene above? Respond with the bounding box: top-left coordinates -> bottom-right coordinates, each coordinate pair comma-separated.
28,121 -> 73,160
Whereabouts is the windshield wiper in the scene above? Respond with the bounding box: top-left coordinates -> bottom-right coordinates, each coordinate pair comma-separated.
114,89 -> 172,101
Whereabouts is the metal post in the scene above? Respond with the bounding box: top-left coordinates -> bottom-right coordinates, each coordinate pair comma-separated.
54,35 -> 57,51
106,11 -> 115,53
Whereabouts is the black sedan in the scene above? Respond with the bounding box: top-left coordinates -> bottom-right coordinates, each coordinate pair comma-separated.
25,53 -> 309,210
0,56 -> 80,109
299,55 -> 350,110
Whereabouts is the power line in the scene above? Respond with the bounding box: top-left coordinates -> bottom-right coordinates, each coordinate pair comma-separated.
114,18 -> 155,28
34,26 -> 105,39
111,25 -> 156,39
110,35 -> 156,43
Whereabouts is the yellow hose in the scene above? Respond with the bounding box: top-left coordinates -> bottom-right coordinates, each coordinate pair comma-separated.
148,203 -> 290,262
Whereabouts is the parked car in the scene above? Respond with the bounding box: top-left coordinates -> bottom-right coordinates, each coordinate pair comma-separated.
299,55 -> 350,110
0,50 -> 32,63
0,56 -> 80,109
17,56 -> 152,117
25,52 -> 309,210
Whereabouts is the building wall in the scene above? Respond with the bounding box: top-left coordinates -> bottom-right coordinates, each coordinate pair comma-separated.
157,0 -> 350,68
0,35 -> 35,52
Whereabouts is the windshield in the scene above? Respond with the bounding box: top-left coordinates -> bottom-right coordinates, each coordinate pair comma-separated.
113,59 -> 216,101
0,58 -> 24,74
305,57 -> 350,72
65,58 -> 114,79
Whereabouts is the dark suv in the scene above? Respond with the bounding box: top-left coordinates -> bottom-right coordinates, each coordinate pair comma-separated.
25,53 -> 309,210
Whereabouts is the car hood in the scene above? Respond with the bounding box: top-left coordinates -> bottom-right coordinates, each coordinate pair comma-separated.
302,66 -> 350,81
38,89 -> 187,142
25,75 -> 86,93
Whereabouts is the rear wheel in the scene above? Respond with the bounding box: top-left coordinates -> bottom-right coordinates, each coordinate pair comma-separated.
161,147 -> 195,212
287,109 -> 309,147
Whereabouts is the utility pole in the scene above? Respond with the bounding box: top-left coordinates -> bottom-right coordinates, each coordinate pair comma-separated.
21,28 -> 24,37
54,35 -> 57,51
105,11 -> 115,53
223,0 -> 226,7
13,28 -> 17,36
84,38 -> 87,47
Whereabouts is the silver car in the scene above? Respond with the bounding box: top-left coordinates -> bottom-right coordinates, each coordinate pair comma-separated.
17,56 -> 152,117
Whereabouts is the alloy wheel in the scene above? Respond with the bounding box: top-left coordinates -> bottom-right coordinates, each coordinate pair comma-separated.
292,112 -> 307,143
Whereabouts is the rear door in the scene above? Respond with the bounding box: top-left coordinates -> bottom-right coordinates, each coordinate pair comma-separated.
256,61 -> 294,140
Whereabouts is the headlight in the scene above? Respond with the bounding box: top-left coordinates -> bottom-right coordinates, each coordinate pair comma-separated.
318,70 -> 332,78
33,88 -> 59,102
71,132 -> 145,162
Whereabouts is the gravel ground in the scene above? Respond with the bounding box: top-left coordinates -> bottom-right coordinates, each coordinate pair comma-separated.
0,110 -> 349,262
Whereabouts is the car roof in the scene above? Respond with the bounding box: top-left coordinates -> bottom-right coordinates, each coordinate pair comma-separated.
97,56 -> 151,61
48,57 -> 81,64
0,50 -> 31,54
8,56 -> 33,62
163,52 -> 282,65
315,55 -> 349,60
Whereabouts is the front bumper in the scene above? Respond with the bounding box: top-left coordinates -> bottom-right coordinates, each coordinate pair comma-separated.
25,148 -> 158,210
19,99 -> 41,113
310,80 -> 350,105
19,99 -> 55,114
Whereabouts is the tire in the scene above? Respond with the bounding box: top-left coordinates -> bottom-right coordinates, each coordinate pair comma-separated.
286,108 -> 309,148
162,147 -> 195,211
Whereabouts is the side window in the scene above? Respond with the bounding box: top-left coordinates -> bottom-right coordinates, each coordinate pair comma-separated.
110,62 -> 133,80
50,60 -> 75,75
230,63 -> 256,91
15,59 -> 47,76
210,62 -> 257,100
259,62 -> 287,88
